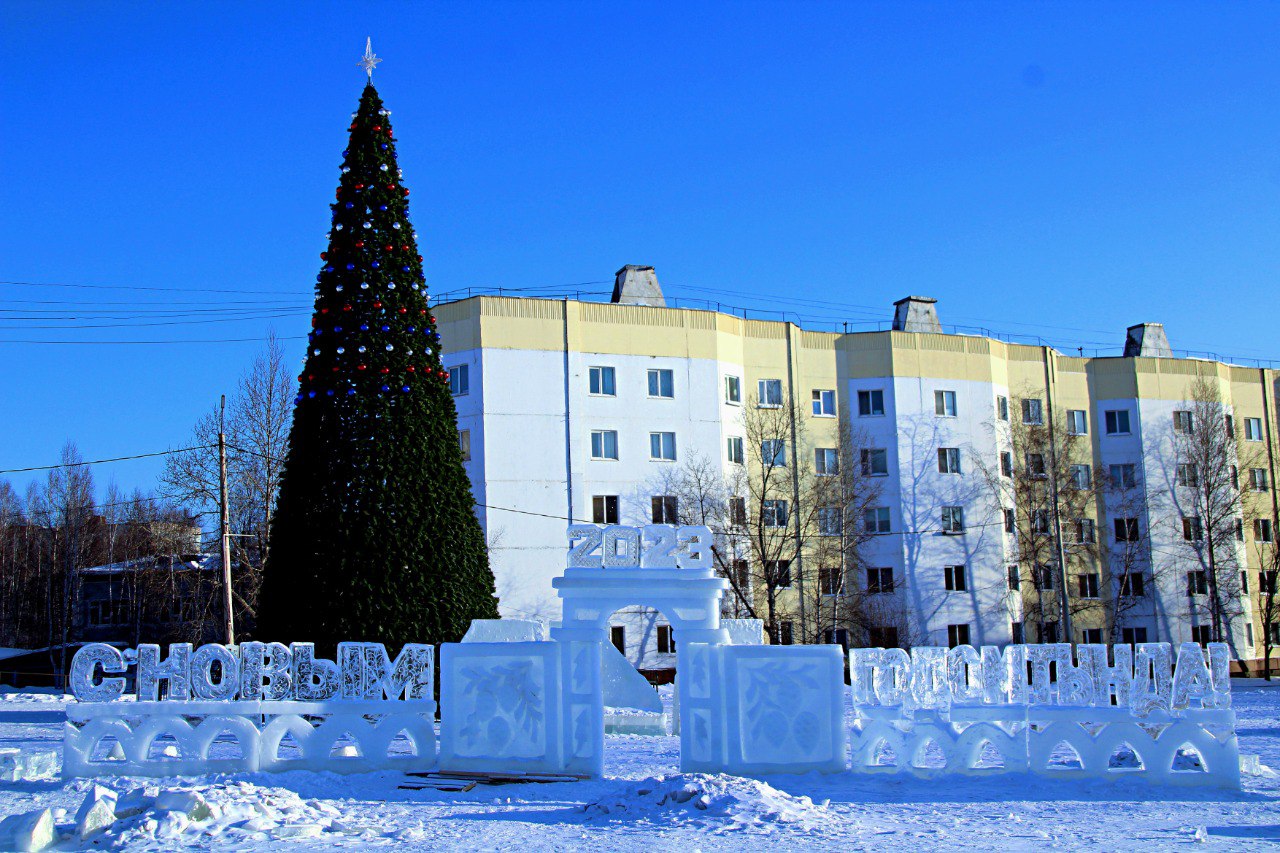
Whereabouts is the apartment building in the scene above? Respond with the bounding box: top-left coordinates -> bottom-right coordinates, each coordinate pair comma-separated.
436,266 -> 1280,672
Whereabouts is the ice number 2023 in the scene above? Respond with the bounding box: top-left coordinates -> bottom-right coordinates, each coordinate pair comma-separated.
567,524 -> 714,570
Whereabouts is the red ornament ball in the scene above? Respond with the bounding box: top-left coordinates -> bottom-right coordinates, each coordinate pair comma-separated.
357,364 -> 367,371
320,308 -> 329,314
355,240 -> 365,248
320,252 -> 327,260
373,301 -> 383,309
398,307 -> 407,314
407,366 -> 415,373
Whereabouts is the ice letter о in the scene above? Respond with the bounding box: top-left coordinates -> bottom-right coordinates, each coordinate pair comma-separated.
190,644 -> 240,701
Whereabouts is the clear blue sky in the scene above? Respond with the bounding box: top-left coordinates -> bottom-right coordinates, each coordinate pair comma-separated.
2,2 -> 1278,500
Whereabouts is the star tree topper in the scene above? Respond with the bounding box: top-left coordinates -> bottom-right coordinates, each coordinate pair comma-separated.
359,38 -> 382,79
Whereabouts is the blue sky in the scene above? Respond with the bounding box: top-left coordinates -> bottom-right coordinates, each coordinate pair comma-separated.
2,2 -> 1278,499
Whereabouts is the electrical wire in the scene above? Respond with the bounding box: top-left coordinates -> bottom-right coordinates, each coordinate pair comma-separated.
0,446 -> 217,475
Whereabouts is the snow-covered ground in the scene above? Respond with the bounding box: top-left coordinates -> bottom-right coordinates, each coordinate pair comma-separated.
3,681 -> 1280,850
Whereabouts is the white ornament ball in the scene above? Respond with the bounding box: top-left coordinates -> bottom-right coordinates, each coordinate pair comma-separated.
312,348 -> 320,355
385,344 -> 394,351
388,283 -> 396,290
392,222 -> 401,230
358,346 -> 367,353
363,221 -> 371,229
335,224 -> 343,230
342,167 -> 351,173
337,347 -> 345,354
336,285 -> 344,292
380,164 -> 389,171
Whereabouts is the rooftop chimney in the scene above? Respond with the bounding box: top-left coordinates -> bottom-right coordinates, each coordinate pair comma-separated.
892,296 -> 942,333
611,265 -> 665,308
1124,323 -> 1173,358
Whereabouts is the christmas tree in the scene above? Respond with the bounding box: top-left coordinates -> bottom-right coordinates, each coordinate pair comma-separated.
259,56 -> 497,650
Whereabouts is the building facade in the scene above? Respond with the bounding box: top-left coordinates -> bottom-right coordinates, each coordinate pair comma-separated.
436,269 -> 1280,672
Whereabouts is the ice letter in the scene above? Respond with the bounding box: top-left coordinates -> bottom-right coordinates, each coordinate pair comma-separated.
849,649 -> 877,705
1206,642 -> 1232,709
137,643 -> 192,701
69,644 -> 127,703
238,642 -> 292,700
873,648 -> 912,706
291,643 -> 340,701
981,644 -> 1027,705
190,644 -> 240,701
1025,645 -> 1061,705
1077,644 -> 1132,707
1131,643 -> 1172,716
339,642 -> 376,699
946,645 -> 983,705
365,643 -> 434,701
1056,645 -> 1095,706
910,647 -> 949,710
1171,642 -> 1214,710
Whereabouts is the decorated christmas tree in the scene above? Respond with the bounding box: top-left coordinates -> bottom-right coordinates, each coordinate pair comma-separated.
259,46 -> 497,649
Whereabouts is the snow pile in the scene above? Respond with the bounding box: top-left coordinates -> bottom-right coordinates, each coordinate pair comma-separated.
2,779 -> 383,849
582,774 -> 830,829
0,687 -> 70,703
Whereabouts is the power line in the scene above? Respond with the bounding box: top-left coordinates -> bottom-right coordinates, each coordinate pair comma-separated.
0,337 -> 308,346
0,279 -> 304,297
0,446 -> 216,475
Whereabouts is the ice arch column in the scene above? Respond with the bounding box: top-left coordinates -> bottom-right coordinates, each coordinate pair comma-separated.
553,564 -> 731,776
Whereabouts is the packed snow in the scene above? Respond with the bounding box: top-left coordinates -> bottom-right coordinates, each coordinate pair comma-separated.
3,681 -> 1280,850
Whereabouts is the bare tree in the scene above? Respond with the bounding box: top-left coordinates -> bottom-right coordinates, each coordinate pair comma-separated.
161,333 -> 292,635
1255,539 -> 1280,679
1164,377 -> 1247,647
651,394 -> 882,646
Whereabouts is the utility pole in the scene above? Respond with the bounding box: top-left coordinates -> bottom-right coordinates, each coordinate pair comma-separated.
219,394 -> 235,645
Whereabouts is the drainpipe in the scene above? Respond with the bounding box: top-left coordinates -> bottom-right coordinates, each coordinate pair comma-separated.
1042,347 -> 1073,643
785,323 -> 807,641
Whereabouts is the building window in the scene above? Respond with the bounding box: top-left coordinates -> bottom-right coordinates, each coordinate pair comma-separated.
1026,453 -> 1046,478
858,389 -> 885,416
937,447 -> 962,474
610,625 -> 626,654
1119,572 -> 1146,598
1031,509 -> 1051,535
1011,621 -> 1024,644
762,500 -> 789,528
941,506 -> 965,533
647,368 -> 674,399
771,621 -> 794,645
1236,518 -> 1245,541
730,496 -> 747,527
1007,565 -> 1021,591
725,375 -> 742,405
1187,570 -> 1208,597
732,559 -> 750,590
589,366 -> 616,396
650,431 -> 677,461
1022,398 -> 1043,425
590,430 -> 619,460
767,561 -> 792,587
944,564 -> 967,592
1256,519 -> 1275,543
1245,417 -> 1264,441
448,364 -> 470,396
867,567 -> 894,594
1004,508 -> 1016,533
1074,518 -> 1096,544
1226,414 -> 1236,436
1104,409 -> 1131,435
864,507 -> 891,534
935,390 -> 958,417
947,624 -> 971,648
812,389 -> 836,416
1114,517 -> 1140,542
651,495 -> 678,524
1034,564 -> 1056,591
593,495 -> 619,524
1040,622 -> 1060,644
1001,451 -> 1014,478
1081,628 -> 1103,644
818,566 -> 843,596
1121,627 -> 1148,646
727,436 -> 745,464
815,448 -> 839,476
1177,463 -> 1199,488
758,379 -> 783,407
1263,570 -> 1278,595
1069,464 -> 1091,490
458,429 -> 471,461
1191,625 -> 1212,647
996,395 -> 1009,421
762,439 -> 787,467
817,507 -> 843,536
824,628 -> 851,650
1231,465 -> 1240,489
1242,571 -> 1251,594
1110,463 -> 1138,489
869,626 -> 899,648
1247,623 -> 1255,648
657,625 -> 675,654
1077,573 -> 1100,599
1183,516 -> 1204,541
860,448 -> 888,476
1173,410 -> 1194,434
1250,468 -> 1270,491
1067,410 -> 1088,435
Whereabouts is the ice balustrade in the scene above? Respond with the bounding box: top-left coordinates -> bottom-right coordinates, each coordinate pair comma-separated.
63,524 -> 1240,787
